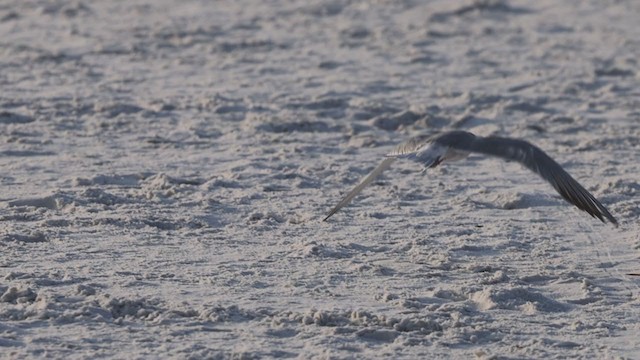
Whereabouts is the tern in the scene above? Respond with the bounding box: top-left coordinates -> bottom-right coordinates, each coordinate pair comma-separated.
323,130 -> 618,226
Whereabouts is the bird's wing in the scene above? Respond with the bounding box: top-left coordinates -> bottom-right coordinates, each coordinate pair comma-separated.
323,134 -> 437,221
386,134 -> 433,158
462,136 -> 618,226
323,157 -> 395,221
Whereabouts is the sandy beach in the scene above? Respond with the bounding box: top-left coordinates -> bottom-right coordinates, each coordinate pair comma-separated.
1,0 -> 639,358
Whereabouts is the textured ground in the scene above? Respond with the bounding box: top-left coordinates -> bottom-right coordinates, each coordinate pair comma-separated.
1,0 -> 640,358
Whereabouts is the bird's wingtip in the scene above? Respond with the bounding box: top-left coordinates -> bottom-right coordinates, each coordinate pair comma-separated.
601,213 -> 618,227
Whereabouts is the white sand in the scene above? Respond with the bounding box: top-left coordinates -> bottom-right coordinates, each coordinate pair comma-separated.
1,0 -> 639,358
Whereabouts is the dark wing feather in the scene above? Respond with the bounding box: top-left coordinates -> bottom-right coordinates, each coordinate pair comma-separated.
461,136 -> 618,226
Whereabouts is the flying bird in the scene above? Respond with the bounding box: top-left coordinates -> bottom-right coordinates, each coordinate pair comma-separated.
323,130 -> 618,226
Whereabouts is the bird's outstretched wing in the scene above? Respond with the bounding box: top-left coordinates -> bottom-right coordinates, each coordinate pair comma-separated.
323,157 -> 395,221
462,136 -> 618,226
323,134 -> 438,221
